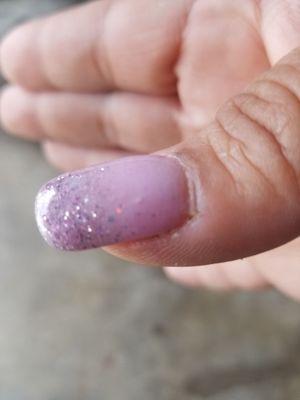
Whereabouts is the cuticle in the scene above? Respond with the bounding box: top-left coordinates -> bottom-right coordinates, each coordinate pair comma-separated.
164,152 -> 200,218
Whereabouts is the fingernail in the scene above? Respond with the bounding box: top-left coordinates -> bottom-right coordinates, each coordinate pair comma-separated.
35,155 -> 190,250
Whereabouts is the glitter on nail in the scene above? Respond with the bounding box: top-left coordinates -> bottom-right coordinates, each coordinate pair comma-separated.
108,215 -> 115,223
35,156 -> 189,250
35,186 -> 56,238
134,197 -> 143,204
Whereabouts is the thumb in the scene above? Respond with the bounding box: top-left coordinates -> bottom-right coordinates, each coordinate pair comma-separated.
36,47 -> 300,266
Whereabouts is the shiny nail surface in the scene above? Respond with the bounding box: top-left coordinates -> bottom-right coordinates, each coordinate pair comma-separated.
35,155 -> 190,250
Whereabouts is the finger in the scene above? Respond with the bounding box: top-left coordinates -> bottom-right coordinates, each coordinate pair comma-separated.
177,0 -> 270,126
167,239 -> 300,300
260,0 -> 300,64
0,86 -> 181,152
250,238 -> 300,301
178,0 -> 300,127
165,260 -> 267,291
220,259 -> 268,290
165,266 -> 234,291
42,141 -> 133,171
35,47 -> 300,262
0,0 -> 192,94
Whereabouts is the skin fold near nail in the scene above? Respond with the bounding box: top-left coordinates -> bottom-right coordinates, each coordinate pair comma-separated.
35,155 -> 190,250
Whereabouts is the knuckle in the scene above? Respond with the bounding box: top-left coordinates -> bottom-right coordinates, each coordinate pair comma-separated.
254,62 -> 300,112
224,51 -> 300,196
92,2 -> 116,88
99,96 -> 121,146
215,90 -> 300,199
233,90 -> 293,144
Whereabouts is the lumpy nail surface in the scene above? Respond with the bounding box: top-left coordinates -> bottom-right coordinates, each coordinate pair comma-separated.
35,156 -> 189,250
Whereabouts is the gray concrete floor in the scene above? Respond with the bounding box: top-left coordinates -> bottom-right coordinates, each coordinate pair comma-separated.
0,1 -> 300,399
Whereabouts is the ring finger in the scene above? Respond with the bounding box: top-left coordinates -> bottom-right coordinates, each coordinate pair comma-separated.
0,86 -> 181,152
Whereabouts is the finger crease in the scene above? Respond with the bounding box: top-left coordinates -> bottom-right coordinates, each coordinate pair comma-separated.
230,99 -> 288,196
91,2 -> 116,89
236,84 -> 300,193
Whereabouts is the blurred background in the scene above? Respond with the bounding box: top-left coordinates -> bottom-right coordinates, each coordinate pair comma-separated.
0,1 -> 300,399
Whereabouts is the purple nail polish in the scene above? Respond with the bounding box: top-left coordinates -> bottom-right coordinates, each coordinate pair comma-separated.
35,155 -> 190,251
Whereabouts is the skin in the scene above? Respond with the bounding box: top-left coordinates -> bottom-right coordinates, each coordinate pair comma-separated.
1,0 -> 300,299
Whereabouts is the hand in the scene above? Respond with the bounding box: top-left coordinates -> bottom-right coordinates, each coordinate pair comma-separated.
1,0 -> 300,300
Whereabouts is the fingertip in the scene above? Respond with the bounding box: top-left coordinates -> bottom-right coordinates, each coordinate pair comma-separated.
0,23 -> 46,89
1,25 -> 29,82
164,266 -> 202,288
165,263 -> 267,292
0,85 -> 40,140
1,85 -> 24,133
164,266 -> 234,291
221,260 -> 269,291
